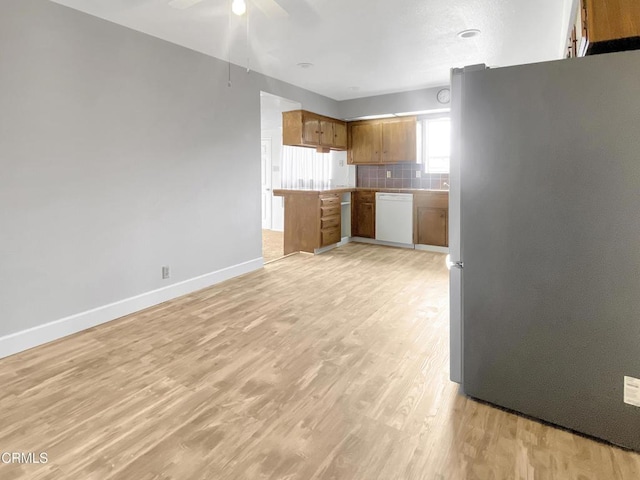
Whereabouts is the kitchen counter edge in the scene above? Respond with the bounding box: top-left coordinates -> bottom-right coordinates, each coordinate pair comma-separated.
273,188 -> 449,196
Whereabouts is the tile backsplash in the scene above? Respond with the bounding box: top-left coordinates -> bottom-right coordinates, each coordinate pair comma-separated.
356,163 -> 449,190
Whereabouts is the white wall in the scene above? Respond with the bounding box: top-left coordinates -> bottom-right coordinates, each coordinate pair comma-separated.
338,86 -> 448,120
330,151 -> 355,188
0,0 -> 339,354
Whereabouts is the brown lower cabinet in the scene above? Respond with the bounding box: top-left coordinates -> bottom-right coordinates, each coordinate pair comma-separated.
414,192 -> 449,247
351,191 -> 375,238
275,189 -> 448,253
319,194 -> 341,247
275,190 -> 342,255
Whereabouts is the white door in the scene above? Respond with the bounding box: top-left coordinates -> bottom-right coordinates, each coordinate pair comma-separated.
261,138 -> 272,229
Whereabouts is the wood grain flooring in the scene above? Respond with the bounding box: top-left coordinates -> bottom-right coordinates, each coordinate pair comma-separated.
0,243 -> 638,479
262,229 -> 285,263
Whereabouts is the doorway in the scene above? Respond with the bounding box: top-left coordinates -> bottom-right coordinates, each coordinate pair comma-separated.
260,91 -> 301,263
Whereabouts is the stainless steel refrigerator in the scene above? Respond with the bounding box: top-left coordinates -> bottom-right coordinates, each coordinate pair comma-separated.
449,50 -> 640,451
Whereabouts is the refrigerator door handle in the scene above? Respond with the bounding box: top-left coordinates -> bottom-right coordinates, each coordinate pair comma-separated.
445,254 -> 464,270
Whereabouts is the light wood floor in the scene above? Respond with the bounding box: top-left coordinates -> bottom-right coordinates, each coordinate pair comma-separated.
0,244 -> 638,479
262,229 -> 284,263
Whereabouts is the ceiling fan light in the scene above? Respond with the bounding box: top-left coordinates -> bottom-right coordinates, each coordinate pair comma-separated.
457,29 -> 481,39
232,0 -> 246,16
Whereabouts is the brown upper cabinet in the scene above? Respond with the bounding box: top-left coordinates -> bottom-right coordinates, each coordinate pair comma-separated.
283,110 -> 347,151
347,116 -> 417,165
567,0 -> 640,57
578,0 -> 640,55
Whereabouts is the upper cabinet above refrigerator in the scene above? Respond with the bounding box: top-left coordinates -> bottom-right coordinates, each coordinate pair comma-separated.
567,0 -> 640,57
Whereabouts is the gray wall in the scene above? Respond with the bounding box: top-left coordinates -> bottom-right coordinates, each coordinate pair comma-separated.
338,87 -> 447,120
0,0 -> 338,338
461,50 -> 640,450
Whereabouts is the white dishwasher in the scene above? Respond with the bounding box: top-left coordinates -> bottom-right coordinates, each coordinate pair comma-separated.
375,193 -> 413,244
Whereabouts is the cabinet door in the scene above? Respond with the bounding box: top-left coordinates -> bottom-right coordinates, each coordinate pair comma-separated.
349,122 -> 381,164
585,0 -> 640,44
320,120 -> 334,147
416,207 -> 448,246
381,117 -> 417,163
282,110 -> 303,147
332,121 -> 348,149
352,193 -> 376,238
360,203 -> 375,238
302,115 -> 321,145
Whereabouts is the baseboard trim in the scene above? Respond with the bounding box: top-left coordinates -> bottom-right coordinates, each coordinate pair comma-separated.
350,237 -> 449,254
314,244 -> 337,255
350,237 -> 415,249
415,244 -> 449,254
0,257 -> 263,360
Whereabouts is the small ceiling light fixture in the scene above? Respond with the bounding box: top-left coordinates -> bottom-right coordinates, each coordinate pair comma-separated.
232,0 -> 246,16
458,29 -> 481,39
297,62 -> 314,69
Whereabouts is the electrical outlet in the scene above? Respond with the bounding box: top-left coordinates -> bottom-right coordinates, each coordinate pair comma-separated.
624,376 -> 640,407
386,171 -> 392,178
338,159 -> 345,167
415,171 -> 421,178
162,266 -> 170,279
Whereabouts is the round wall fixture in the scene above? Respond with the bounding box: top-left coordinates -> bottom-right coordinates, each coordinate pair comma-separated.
457,29 -> 481,39
437,88 -> 451,104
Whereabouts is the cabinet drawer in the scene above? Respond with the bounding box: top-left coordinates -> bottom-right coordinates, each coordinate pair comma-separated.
414,193 -> 449,209
357,191 -> 375,203
321,215 -> 340,230
320,205 -> 340,218
321,226 -> 341,246
320,195 -> 340,206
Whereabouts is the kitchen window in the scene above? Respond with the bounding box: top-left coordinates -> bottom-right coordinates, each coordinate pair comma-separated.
281,145 -> 333,190
418,117 -> 451,174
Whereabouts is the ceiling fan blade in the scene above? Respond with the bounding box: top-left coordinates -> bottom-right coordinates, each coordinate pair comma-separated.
252,0 -> 289,19
168,0 -> 204,10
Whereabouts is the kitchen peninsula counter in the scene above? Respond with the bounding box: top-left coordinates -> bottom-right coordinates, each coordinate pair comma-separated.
273,188 -> 450,255
273,187 -> 449,195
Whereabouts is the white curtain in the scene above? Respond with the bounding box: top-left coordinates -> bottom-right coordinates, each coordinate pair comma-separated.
281,146 -> 333,190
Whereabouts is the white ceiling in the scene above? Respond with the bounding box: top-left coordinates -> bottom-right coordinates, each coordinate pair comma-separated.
50,0 -> 575,101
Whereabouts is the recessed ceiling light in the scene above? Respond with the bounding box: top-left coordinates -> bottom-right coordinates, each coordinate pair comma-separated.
231,0 -> 246,16
348,86 -> 360,91
457,29 -> 481,39
297,62 -> 314,69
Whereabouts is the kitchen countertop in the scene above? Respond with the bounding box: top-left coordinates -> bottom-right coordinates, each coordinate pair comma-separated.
273,187 -> 355,195
273,187 -> 449,195
357,188 -> 449,194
